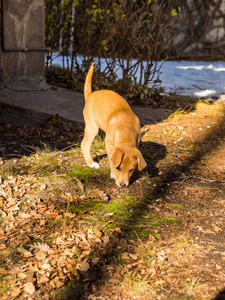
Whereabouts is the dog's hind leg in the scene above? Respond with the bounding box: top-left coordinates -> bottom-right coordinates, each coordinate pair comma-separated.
81,122 -> 100,168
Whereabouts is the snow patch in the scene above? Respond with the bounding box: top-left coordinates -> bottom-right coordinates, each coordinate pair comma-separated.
194,90 -> 217,97
48,54 -> 225,99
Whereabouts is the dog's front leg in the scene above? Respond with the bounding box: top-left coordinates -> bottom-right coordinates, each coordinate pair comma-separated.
108,157 -> 116,179
81,122 -> 100,169
105,139 -> 116,179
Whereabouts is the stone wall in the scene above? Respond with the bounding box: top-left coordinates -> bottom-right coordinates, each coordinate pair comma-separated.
166,0 -> 225,60
0,0 -> 48,90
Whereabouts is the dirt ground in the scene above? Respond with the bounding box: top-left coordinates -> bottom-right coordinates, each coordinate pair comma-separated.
1,101 -> 225,299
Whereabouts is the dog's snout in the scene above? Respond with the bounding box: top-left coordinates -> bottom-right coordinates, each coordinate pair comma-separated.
119,182 -> 127,188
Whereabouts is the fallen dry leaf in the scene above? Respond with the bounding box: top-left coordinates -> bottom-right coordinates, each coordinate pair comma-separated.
147,267 -> 157,278
114,227 -> 121,233
23,282 -> 35,295
0,267 -> 7,274
103,212 -> 114,218
74,177 -> 84,191
101,235 -> 110,244
41,263 -> 52,272
35,250 -> 47,261
34,242 -> 50,253
22,251 -> 33,258
10,285 -> 21,297
121,253 -> 130,261
50,277 -> 66,289
17,272 -> 27,280
78,261 -> 90,272
0,244 -> 6,250
38,276 -> 50,284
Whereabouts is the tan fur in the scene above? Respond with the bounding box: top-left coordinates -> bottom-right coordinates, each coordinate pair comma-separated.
81,63 -> 147,187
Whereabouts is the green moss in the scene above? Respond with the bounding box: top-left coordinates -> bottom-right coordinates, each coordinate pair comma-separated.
69,169 -> 94,180
0,280 -> 10,296
158,217 -> 180,223
151,233 -> 162,240
173,226 -> 180,230
73,165 -> 84,170
131,210 -> 144,219
71,198 -> 103,214
106,198 -> 130,214
70,197 -> 136,226
169,203 -> 183,209
68,166 -> 109,181
148,221 -> 160,226
120,194 -> 134,201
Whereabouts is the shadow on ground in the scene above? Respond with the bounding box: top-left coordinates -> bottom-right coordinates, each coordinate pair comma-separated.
213,289 -> 225,300
0,114 -> 84,158
69,106 -> 225,299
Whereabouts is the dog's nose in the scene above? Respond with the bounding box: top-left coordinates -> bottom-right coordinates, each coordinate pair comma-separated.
119,183 -> 127,187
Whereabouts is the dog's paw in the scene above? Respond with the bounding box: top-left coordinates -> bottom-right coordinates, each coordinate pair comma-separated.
110,172 -> 115,179
91,162 -> 100,169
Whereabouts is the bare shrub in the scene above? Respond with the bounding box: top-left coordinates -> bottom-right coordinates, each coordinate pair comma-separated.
45,0 -> 177,88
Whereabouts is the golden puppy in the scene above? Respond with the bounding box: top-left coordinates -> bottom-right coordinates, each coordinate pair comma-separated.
81,63 -> 147,187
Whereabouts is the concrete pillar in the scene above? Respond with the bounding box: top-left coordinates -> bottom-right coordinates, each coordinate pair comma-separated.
0,0 -> 48,91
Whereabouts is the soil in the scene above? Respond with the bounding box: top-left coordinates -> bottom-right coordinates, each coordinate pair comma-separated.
1,102 -> 225,299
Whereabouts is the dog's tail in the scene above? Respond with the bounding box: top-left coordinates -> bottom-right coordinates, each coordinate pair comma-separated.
84,62 -> 94,100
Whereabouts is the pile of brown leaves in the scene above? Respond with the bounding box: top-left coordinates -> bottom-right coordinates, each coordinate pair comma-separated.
0,173 -> 114,299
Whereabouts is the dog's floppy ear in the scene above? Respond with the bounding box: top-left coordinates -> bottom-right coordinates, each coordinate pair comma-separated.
135,150 -> 147,171
112,148 -> 124,169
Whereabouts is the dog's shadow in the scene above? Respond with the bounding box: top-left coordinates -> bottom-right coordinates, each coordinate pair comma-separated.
130,141 -> 167,184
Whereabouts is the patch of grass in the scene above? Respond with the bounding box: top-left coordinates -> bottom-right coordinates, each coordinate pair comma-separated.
173,226 -> 181,230
169,203 -> 183,209
69,169 -> 94,181
71,197 -> 132,219
68,165 -> 109,181
120,194 -> 134,201
136,242 -> 155,266
71,198 -> 104,214
173,235 -> 197,248
172,294 -> 195,300
158,217 -> 180,223
0,158 -> 21,179
70,191 -> 180,241
33,145 -> 60,176
52,281 -> 83,300
0,280 -> 10,297
148,221 -> 160,226
122,273 -> 155,299
167,108 -> 187,120
151,232 -> 162,240
91,134 -> 105,152
72,165 -> 83,170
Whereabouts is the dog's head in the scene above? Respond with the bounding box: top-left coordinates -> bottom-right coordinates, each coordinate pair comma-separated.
111,146 -> 147,187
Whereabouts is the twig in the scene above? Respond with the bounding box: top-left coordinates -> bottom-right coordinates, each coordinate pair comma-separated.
180,176 -> 225,184
188,277 -> 198,295
177,183 -> 221,190
199,240 -> 225,248
211,251 -> 225,255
